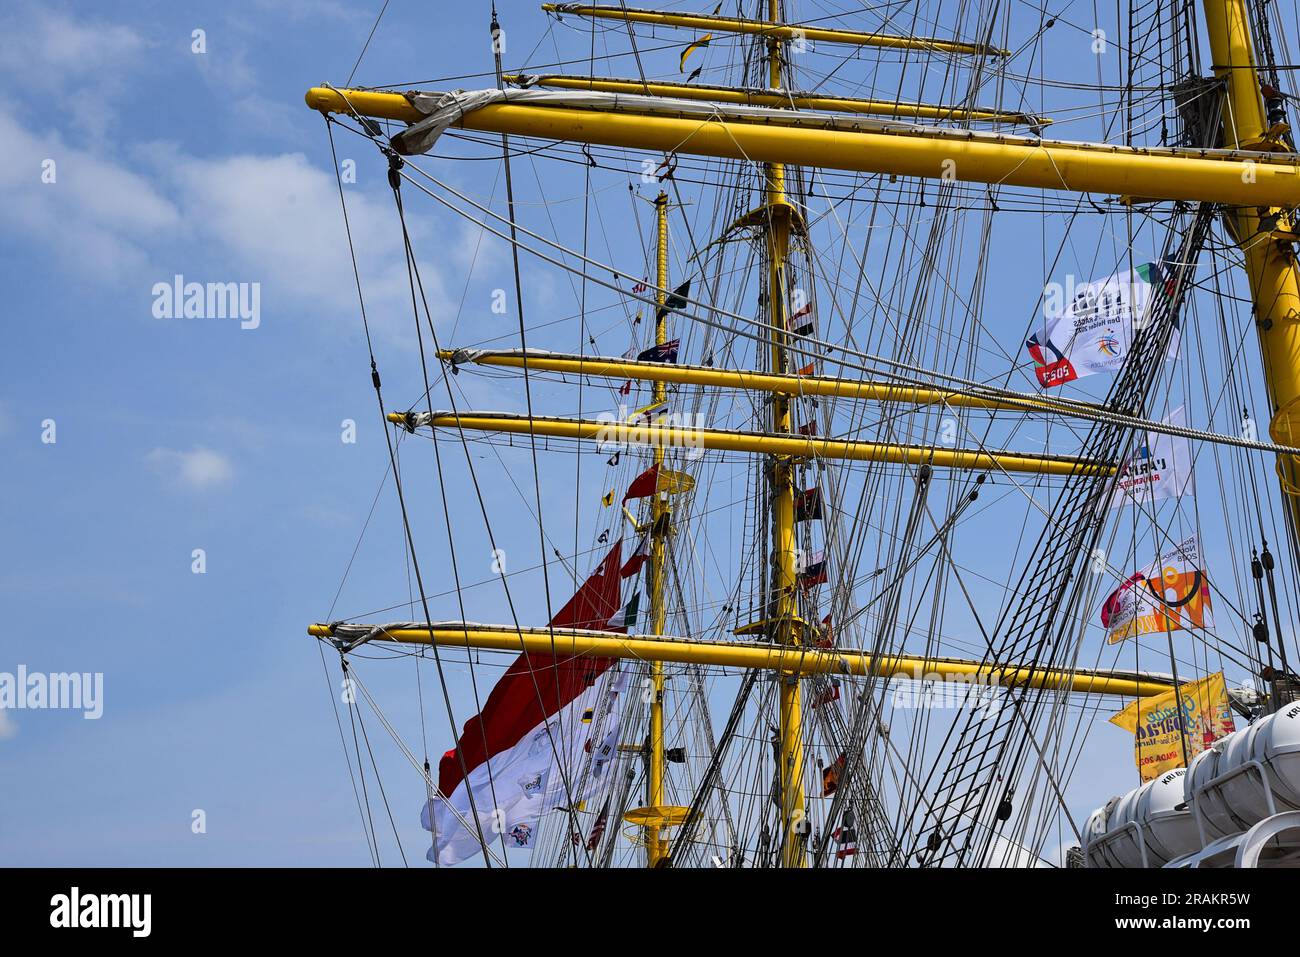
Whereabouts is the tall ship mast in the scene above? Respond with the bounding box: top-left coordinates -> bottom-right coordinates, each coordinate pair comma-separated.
306,0 -> 1300,867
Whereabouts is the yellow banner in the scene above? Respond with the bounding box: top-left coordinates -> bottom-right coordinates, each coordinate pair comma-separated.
1109,672 -> 1235,782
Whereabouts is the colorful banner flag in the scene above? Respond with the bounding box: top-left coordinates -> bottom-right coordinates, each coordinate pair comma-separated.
1026,262 -> 1175,388
585,797 -> 611,851
656,281 -> 691,323
833,824 -> 858,859
680,34 -> 712,72
622,464 -> 695,503
1110,406 -> 1196,509
833,807 -> 859,859
822,753 -> 846,796
607,591 -> 640,631
1109,671 -> 1236,782
1100,532 -> 1213,644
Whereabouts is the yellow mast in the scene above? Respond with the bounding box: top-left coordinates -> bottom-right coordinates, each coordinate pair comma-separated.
761,0 -> 806,869
301,1 -> 1300,867
307,621 -> 1179,697
645,190 -> 670,867
1204,0 -> 1300,545
304,86 -> 1300,207
539,3 -> 1007,56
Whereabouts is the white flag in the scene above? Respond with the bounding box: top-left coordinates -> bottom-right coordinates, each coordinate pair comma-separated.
1027,263 -> 1175,389
1110,406 -> 1195,510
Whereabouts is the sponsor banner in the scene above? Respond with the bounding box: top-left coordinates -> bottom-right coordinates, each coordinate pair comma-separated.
1109,672 -> 1235,781
1100,532 -> 1213,644
1026,263 -> 1174,388
1111,406 -> 1195,509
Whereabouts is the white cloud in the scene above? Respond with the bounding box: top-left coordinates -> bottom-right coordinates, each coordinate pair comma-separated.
0,100 -> 498,342
166,151 -> 426,326
0,708 -> 16,740
0,8 -> 146,79
0,110 -> 180,280
0,7 -> 150,139
146,446 -> 234,489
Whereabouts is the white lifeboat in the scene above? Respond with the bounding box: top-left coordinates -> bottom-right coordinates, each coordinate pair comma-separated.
1185,700 -> 1300,841
1083,768 -> 1199,868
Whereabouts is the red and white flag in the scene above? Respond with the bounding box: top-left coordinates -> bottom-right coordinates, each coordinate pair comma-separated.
422,541 -> 626,865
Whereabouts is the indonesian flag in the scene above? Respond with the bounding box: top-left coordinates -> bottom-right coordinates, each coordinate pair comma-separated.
421,541 -> 626,865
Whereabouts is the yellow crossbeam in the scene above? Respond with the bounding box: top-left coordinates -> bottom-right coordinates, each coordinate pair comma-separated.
303,87 -> 1300,207
437,348 -> 1107,418
503,74 -> 1046,127
306,621 -> 1175,697
388,409 -> 1111,477
540,3 -> 1007,56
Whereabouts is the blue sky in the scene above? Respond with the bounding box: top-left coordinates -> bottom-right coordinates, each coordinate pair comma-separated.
0,0 -> 518,865
0,0 -> 1281,866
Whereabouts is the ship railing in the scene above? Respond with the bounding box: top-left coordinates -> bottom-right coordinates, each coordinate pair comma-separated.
1164,811 -> 1300,868
1083,818 -> 1152,869
1188,758 -> 1278,849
